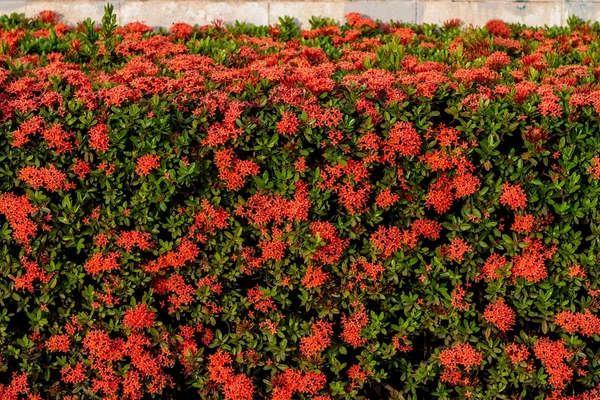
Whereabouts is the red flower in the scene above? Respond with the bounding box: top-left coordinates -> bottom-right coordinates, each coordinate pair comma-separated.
271,369 -> 327,400
555,310 -> 600,337
170,23 -> 194,39
340,304 -> 368,348
13,259 -> 53,292
485,51 -> 511,69
37,10 -> 60,24
511,238 -> 554,282
486,20 -> 512,37
439,343 -> 483,385
214,148 -> 260,191
42,123 -> 74,154
375,188 -> 399,208
11,116 -> 45,148
450,284 -> 469,311
588,156 -> 600,179
61,362 -> 86,384
301,265 -> 329,289
500,182 -> 527,210
46,334 -> 70,352
411,218 -> 442,240
19,165 -> 70,192
345,12 -> 377,29
84,251 -> 120,275
207,350 -> 254,400
116,231 -> 153,252
135,154 -> 161,177
511,214 -> 536,233
72,159 -> 92,179
348,364 -> 371,384
445,237 -> 472,262
311,221 -> 349,265
533,338 -> 573,389
0,193 -> 37,247
277,112 -> 300,135
123,304 -> 156,330
89,123 -> 110,152
505,342 -> 529,364
452,172 -> 480,198
294,157 -> 307,173
426,177 -> 454,214
300,319 -> 333,358
436,124 -> 460,147
483,298 -> 516,331
370,225 -> 409,257
478,253 -> 508,281
385,121 -> 422,159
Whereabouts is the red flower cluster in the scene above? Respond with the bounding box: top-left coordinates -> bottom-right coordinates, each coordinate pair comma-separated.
271,369 -> 328,400
375,188 -> 399,208
135,154 -> 161,177
61,362 -> 86,385
0,372 -> 30,400
477,253 -> 508,281
483,298 -> 516,331
588,156 -> 600,179
116,230 -> 154,252
42,123 -> 75,154
511,214 -> 536,233
12,259 -> 53,292
533,338 -> 573,389
89,123 -> 110,152
345,12 -> 377,29
72,159 -> 92,179
511,238 -> 555,282
236,182 -> 310,226
505,342 -> 529,365
46,334 -> 70,352
301,265 -> 330,289
370,225 -> 410,257
450,284 -> 469,311
340,304 -> 369,348
170,23 -> 194,39
444,237 -> 472,262
84,251 -> 121,275
0,193 -> 38,246
311,221 -> 349,265
555,310 -> 600,337
485,20 -> 512,37
246,285 -> 277,313
207,350 -> 254,400
142,238 -> 199,273
500,182 -> 528,210
384,121 -> 422,160
439,343 -> 483,385
348,364 -> 372,389
19,165 -> 70,192
123,304 -> 156,330
214,148 -> 260,191
300,319 -> 333,358
277,111 -> 301,135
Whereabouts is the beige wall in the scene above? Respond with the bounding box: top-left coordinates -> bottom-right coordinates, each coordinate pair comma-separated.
0,0 -> 597,28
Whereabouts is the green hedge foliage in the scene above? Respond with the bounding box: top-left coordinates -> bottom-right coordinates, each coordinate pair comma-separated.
1,6 -> 600,400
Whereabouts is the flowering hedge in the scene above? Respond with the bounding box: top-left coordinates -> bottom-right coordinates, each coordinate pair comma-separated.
2,6 -> 600,399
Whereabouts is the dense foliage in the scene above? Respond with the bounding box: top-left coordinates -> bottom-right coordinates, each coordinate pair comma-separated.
1,6 -> 600,399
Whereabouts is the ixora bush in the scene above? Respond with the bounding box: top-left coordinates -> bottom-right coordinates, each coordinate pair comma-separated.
3,5 -> 600,400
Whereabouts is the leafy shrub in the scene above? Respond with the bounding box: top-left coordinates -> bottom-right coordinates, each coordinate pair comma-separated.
1,5 -> 600,400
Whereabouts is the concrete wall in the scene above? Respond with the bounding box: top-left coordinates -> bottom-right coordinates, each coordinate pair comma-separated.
0,0 -> 597,28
